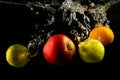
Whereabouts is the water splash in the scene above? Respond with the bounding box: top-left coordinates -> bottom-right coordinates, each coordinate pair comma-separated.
25,0 -> 120,53
0,0 -> 120,53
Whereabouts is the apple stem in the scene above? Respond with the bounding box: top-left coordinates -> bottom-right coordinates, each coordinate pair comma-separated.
28,51 -> 38,59
70,32 -> 80,44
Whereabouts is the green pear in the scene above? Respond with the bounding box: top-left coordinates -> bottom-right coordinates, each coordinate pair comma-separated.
6,44 -> 34,68
78,38 -> 105,63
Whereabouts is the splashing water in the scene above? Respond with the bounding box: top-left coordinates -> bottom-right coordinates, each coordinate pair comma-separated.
0,0 -> 120,53
26,0 -> 120,53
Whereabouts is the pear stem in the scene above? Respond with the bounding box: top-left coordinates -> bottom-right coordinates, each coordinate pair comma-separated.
28,51 -> 38,59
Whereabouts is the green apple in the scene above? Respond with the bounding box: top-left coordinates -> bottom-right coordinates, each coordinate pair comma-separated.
78,38 -> 105,63
6,44 -> 37,68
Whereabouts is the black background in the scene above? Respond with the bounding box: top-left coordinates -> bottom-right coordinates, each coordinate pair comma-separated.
0,1 -> 120,79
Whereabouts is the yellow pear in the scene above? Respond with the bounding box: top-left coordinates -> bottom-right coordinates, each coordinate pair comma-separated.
78,38 -> 105,63
6,44 -> 31,68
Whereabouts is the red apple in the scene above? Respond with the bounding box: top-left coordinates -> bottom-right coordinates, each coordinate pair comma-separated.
43,34 -> 76,65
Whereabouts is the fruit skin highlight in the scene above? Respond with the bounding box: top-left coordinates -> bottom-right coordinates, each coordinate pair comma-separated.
6,44 -> 31,68
78,38 -> 105,63
43,34 -> 76,65
89,24 -> 114,45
